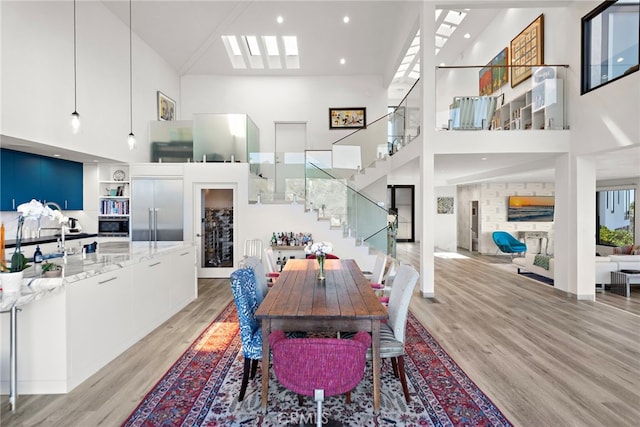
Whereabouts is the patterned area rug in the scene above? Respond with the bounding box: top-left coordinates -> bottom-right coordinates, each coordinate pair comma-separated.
123,303 -> 512,426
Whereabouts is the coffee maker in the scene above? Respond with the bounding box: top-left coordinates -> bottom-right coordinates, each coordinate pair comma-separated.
68,217 -> 82,233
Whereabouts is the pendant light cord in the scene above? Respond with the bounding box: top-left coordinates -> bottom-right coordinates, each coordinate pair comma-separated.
129,0 -> 133,134
73,0 -> 77,112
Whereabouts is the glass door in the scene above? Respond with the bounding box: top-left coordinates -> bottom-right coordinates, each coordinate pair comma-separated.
194,185 -> 236,278
387,185 -> 415,242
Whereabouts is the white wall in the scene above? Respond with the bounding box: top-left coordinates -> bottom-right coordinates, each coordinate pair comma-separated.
566,2 -> 640,156
456,184 -> 481,251
181,75 -> 388,152
458,181 -> 555,254
436,5 -> 638,159
1,1 -> 180,163
434,186 -> 457,251
388,157 -> 422,241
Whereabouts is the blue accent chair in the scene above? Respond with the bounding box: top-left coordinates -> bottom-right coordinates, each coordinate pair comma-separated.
230,268 -> 263,401
492,231 -> 527,258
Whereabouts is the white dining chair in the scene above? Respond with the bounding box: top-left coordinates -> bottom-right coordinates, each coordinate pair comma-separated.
368,263 -> 419,403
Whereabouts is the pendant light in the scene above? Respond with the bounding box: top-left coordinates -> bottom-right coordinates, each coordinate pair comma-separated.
127,0 -> 136,150
70,0 -> 80,133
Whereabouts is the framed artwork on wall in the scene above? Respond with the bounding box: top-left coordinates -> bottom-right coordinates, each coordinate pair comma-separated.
510,14 -> 544,88
491,47 -> 509,92
329,108 -> 366,129
157,91 -> 176,121
437,197 -> 454,214
479,65 -> 493,95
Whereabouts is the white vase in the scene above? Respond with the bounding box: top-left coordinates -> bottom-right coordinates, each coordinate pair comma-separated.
1,271 -> 24,295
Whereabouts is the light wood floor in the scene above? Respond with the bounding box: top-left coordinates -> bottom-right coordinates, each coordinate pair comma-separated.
2,244 -> 639,426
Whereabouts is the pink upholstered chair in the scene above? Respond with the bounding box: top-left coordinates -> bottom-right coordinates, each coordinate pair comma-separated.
263,247 -> 281,286
367,253 -> 388,290
269,330 -> 371,427
305,253 -> 339,259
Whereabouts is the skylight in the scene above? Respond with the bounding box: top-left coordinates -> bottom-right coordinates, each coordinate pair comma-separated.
222,34 -> 299,69
263,36 -> 279,56
392,8 -> 469,85
282,36 -> 298,56
245,36 -> 260,56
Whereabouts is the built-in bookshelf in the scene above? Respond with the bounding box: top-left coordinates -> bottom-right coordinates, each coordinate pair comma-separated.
98,165 -> 130,217
491,68 -> 565,131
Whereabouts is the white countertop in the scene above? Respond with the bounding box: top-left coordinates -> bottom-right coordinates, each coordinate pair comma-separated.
1,241 -> 194,311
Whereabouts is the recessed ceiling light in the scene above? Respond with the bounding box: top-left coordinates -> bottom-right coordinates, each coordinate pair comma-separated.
481,157 -> 487,161
464,33 -> 471,39
440,62 -> 445,66
277,16 -> 283,24
343,16 -> 350,24
617,57 -> 624,63
53,154 -> 61,157
340,58 -> 346,65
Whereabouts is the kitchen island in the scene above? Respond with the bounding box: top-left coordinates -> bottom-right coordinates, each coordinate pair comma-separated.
0,241 -> 197,396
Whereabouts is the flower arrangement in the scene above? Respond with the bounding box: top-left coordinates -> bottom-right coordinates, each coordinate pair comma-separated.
305,241 -> 333,280
304,241 -> 333,259
1,199 -> 68,273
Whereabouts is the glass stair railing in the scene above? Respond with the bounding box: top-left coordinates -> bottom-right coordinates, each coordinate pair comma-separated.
305,161 -> 400,255
248,80 -> 420,256
332,79 -> 421,172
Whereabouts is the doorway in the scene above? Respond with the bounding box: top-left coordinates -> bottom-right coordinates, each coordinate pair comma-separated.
470,200 -> 479,252
194,185 -> 236,278
387,185 -> 415,242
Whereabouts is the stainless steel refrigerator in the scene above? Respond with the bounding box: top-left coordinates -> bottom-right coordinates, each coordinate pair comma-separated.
131,178 -> 184,241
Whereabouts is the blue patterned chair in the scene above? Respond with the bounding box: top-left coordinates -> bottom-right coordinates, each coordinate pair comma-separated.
230,268 -> 262,401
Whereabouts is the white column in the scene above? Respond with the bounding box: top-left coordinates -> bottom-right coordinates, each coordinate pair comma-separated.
420,1 -> 437,298
554,154 -> 596,300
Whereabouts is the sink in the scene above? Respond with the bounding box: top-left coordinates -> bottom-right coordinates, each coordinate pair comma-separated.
42,253 -> 64,260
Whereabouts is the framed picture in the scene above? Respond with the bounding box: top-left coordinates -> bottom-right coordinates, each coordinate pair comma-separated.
510,14 -> 544,88
157,91 -> 176,121
479,48 -> 508,95
479,65 -> 492,95
491,47 -> 509,92
329,108 -> 366,129
437,197 -> 454,214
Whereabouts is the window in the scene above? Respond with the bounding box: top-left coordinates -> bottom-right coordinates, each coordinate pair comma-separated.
581,0 -> 639,94
596,188 -> 636,246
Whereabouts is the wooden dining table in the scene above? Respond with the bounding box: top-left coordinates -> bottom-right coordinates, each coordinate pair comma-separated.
255,258 -> 388,413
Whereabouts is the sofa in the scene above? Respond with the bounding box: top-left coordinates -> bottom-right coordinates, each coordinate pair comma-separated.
513,254 -> 640,288
512,253 -> 554,281
595,255 -> 640,287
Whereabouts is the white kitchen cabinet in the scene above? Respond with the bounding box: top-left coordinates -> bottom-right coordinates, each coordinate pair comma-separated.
0,244 -> 197,395
131,254 -> 171,339
169,246 -> 197,312
66,266 -> 133,390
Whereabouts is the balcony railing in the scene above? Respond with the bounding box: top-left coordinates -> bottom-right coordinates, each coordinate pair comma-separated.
436,65 -> 569,131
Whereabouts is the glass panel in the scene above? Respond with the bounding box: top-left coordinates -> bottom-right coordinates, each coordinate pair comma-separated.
395,187 -> 413,241
149,120 -> 194,162
305,160 -> 391,254
436,65 -> 568,131
193,113 -> 247,162
201,189 -> 234,267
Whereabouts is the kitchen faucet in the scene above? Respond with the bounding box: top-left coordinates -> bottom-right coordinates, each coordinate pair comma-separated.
38,201 -> 68,254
